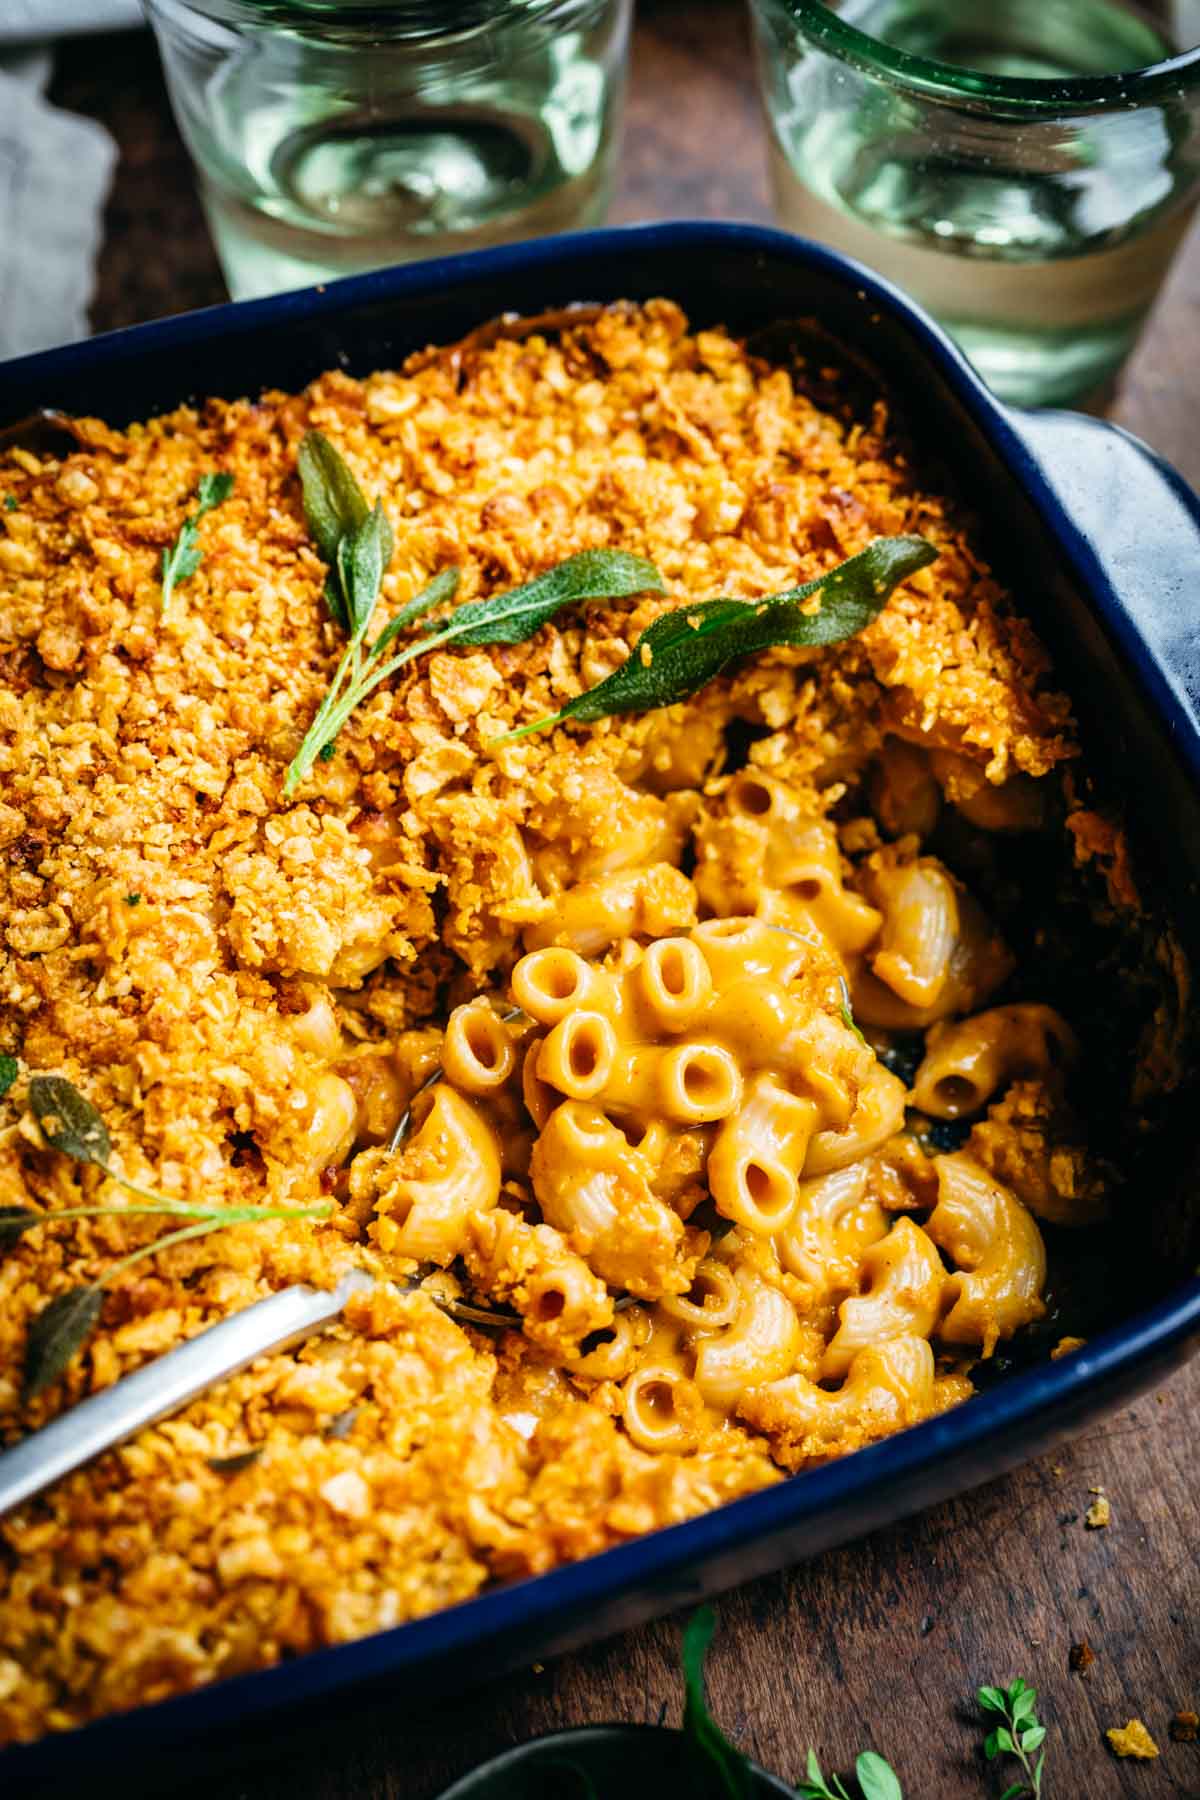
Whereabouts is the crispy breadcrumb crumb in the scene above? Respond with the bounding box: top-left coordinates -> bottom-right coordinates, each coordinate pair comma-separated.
1106,1719 -> 1160,1759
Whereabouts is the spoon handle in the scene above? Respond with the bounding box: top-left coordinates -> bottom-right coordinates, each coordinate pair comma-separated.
0,1268 -> 374,1518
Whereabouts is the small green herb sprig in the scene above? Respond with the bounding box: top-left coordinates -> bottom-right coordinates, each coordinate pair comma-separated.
285,431 -> 663,797
7,1074 -> 330,1399
979,1679 -> 1047,1798
799,1749 -> 903,1800
160,471 -> 234,611
682,1605 -> 755,1799
494,536 -> 937,744
682,1607 -> 904,1799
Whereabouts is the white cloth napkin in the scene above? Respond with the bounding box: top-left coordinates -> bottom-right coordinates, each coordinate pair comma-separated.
0,32 -> 121,359
0,2 -> 144,48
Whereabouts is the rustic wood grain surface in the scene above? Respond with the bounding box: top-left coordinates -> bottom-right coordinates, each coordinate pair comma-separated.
44,5 -> 1200,1796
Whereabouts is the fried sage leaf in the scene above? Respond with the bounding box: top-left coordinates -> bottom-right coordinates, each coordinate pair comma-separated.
336,499 -> 395,637
27,1073 -> 112,1167
160,471 -> 234,612
0,1054 -> 17,1099
285,563 -> 455,798
324,1406 -> 360,1441
207,1447 -> 264,1474
288,432 -> 664,798
370,565 -> 460,658
298,430 -> 371,630
23,1284 -> 105,1400
286,550 -> 660,798
496,536 -> 937,741
0,1205 -> 39,1249
415,549 -> 664,652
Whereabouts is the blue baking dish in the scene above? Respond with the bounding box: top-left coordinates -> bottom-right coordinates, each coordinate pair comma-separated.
3,222 -> 1200,1791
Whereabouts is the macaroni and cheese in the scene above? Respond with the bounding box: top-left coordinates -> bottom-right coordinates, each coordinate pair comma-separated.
0,301 -> 1175,1744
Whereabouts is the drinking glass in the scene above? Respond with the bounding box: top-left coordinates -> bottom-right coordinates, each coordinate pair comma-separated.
145,0 -> 632,301
749,0 -> 1200,404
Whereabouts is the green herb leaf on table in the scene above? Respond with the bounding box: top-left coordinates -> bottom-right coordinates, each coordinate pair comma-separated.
681,1606 -> 755,1800
23,1285 -> 105,1400
798,1748 -> 851,1799
494,536 -> 937,742
0,1053 -> 17,1098
855,1751 -> 904,1800
160,470 -> 234,612
977,1680 -> 1046,1798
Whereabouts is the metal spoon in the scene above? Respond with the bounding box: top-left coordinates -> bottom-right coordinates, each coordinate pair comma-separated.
0,1270 -> 638,1518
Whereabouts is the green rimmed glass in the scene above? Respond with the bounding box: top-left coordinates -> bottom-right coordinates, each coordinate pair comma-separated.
145,0 -> 632,302
749,0 -> 1200,404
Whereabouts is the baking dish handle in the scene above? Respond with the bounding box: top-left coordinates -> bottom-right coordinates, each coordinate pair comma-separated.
1001,405 -> 1200,737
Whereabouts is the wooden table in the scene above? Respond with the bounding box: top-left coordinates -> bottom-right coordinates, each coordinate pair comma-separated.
47,6 -> 1200,1796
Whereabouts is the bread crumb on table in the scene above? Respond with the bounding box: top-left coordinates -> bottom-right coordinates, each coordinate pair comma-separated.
1050,1335 -> 1087,1359
1068,1641 -> 1095,1675
1085,1492 -> 1111,1529
1106,1719 -> 1160,1759
1170,1711 -> 1199,1743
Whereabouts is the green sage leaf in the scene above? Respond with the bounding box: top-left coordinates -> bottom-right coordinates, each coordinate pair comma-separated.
28,1074 -> 112,1167
429,548 -> 663,650
856,1750 -> 904,1800
0,1054 -> 17,1098
681,1605 -> 755,1800
195,471 -> 234,515
23,1284 -> 104,1399
324,1405 -> 360,1440
298,430 -> 369,573
0,1205 -> 40,1249
160,471 -> 234,611
330,500 -> 394,638
497,537 -> 936,740
369,566 -> 460,660
207,1446 -> 264,1474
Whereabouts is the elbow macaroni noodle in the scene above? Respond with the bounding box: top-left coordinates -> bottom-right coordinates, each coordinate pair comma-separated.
356,750 -> 1071,1478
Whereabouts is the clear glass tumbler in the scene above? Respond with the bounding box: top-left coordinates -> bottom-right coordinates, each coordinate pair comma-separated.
145,0 -> 632,301
749,0 -> 1200,404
